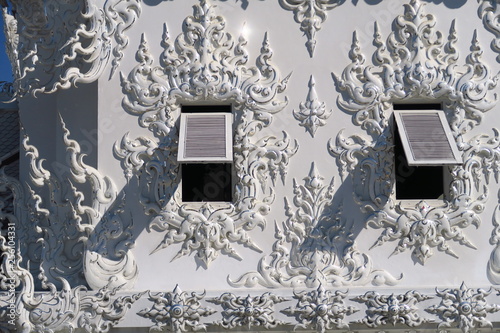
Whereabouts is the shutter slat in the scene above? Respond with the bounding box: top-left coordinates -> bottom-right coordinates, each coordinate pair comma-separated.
178,112 -> 233,162
394,110 -> 462,165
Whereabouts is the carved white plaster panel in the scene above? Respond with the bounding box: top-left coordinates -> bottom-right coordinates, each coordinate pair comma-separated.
209,292 -> 287,329
0,235 -> 143,332
20,116 -> 137,290
488,193 -> 500,284
229,162 -> 401,288
283,285 -> 357,333
279,0 -> 344,57
138,286 -> 216,333
479,0 -> 500,61
355,290 -> 431,327
329,0 -> 500,265
426,283 -> 500,333
293,75 -> 332,137
8,0 -> 140,96
118,0 -> 297,267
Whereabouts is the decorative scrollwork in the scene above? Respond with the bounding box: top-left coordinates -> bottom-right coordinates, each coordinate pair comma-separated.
8,0 -> 140,96
138,285 -> 216,333
354,290 -> 432,327
330,0 -> 500,265
21,116 -> 137,289
479,0 -> 500,61
279,0 -> 345,57
118,0 -> 296,267
283,284 -> 357,333
426,282 -> 500,333
229,162 -> 400,288
0,235 -> 143,332
210,292 -> 288,329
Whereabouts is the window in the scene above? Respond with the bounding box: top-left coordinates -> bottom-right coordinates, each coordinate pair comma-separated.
178,105 -> 233,202
393,104 -> 461,200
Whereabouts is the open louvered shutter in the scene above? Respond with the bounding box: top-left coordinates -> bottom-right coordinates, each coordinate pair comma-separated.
178,112 -> 233,162
394,110 -> 462,166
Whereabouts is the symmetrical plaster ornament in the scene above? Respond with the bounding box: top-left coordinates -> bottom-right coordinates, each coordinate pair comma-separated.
0,235 -> 143,332
426,283 -> 500,333
7,0 -> 140,96
138,286 -> 216,333
229,162 -> 400,288
21,116 -> 137,290
330,0 -> 500,264
283,285 -> 357,333
293,75 -> 332,137
210,292 -> 288,329
479,0 -> 500,61
279,0 -> 344,57
355,291 -> 431,327
118,0 -> 296,267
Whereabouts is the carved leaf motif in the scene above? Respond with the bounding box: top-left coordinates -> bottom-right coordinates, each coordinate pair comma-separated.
9,0 -> 140,96
229,162 -> 401,288
139,285 -> 216,333
355,291 -> 432,327
209,292 -> 287,329
330,0 -> 500,265
279,0 -> 344,57
426,283 -> 500,333
283,285 -> 357,333
293,75 -> 332,137
478,0 -> 500,61
118,0 -> 296,267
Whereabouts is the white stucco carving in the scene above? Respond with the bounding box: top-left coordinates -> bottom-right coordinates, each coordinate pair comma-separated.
118,0 -> 296,267
479,0 -> 500,61
210,292 -> 287,329
426,283 -> 500,333
354,290 -> 431,327
283,285 -> 357,333
279,0 -> 344,57
293,75 -> 332,137
229,162 -> 400,288
330,0 -> 500,264
8,0 -> 140,96
21,117 -> 137,290
0,235 -> 143,332
488,194 -> 500,284
138,286 -> 215,333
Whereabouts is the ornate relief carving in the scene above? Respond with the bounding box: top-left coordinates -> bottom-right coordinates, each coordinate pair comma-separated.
488,196 -> 500,284
210,292 -> 287,329
479,0 -> 500,61
330,0 -> 500,264
293,75 -> 332,137
229,162 -> 400,288
279,0 -> 344,57
2,7 -> 18,80
426,283 -> 500,333
283,285 -> 357,333
355,291 -> 431,327
0,235 -> 143,332
138,285 -> 216,333
119,0 -> 296,267
9,0 -> 140,96
21,116 -> 137,289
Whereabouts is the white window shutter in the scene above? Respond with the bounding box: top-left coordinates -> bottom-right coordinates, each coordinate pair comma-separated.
394,110 -> 462,165
178,112 -> 233,162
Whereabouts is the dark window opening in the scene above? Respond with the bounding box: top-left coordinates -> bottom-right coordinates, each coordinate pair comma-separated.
393,103 -> 442,111
181,105 -> 232,113
394,129 -> 445,200
394,103 -> 447,200
182,163 -> 232,202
